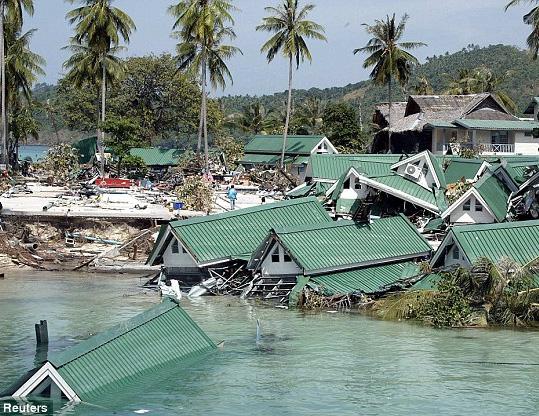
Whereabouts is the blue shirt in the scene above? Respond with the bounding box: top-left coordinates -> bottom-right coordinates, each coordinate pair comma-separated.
227,188 -> 237,200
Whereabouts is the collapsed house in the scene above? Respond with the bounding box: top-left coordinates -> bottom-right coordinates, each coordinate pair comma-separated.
372,93 -> 539,155
239,135 -> 338,181
146,197 -> 333,290
129,147 -> 184,175
245,215 -> 432,305
3,299 -> 216,403
430,219 -> 539,268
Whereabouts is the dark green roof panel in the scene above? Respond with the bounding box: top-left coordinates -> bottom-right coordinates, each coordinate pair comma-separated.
244,135 -> 325,156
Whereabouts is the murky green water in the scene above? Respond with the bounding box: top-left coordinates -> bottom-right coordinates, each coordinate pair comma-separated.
1,271 -> 539,415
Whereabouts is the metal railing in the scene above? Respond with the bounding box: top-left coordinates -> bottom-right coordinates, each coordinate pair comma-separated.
441,143 -> 514,154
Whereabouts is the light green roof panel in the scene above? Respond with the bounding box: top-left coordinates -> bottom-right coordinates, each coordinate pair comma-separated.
274,215 -> 432,274
454,119 -> 539,131
426,120 -> 457,128
287,183 -> 315,198
239,153 -> 281,164
451,219 -> 539,266
244,135 -> 324,155
444,158 -> 484,184
129,148 -> 183,166
409,273 -> 443,291
310,153 -> 399,181
504,162 -> 539,186
50,299 -> 216,401
168,197 -> 332,264
371,174 -> 448,212
310,261 -> 420,295
474,172 -> 511,222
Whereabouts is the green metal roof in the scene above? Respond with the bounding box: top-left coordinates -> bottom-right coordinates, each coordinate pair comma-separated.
310,153 -> 399,181
309,261 -> 420,295
287,182 -> 315,198
454,119 -> 539,131
370,174 -> 448,213
160,197 -> 332,265
409,273 -> 443,291
426,120 -> 458,128
129,147 -> 183,166
474,172 -> 511,222
504,162 -> 539,186
272,215 -> 432,275
244,135 -> 325,155
73,136 -> 98,165
239,153 -> 296,165
444,158 -> 484,184
49,299 -> 216,402
447,219 -> 539,266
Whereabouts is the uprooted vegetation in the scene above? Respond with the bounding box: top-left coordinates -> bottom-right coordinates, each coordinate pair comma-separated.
374,257 -> 539,327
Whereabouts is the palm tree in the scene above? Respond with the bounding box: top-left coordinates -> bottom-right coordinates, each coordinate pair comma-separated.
257,0 -> 326,169
230,101 -> 274,134
297,96 -> 324,134
410,76 -> 433,95
66,0 -> 135,175
4,16 -> 44,164
444,68 -> 477,95
0,0 -> 33,166
506,0 -> 539,59
170,0 -> 241,172
354,14 -> 425,153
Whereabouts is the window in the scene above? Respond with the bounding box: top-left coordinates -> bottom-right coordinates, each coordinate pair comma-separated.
271,249 -> 280,263
475,202 -> 483,212
182,246 -> 187,254
343,178 -> 351,189
463,199 -> 471,211
491,131 -> 509,144
452,246 -> 460,260
171,240 -> 179,254
354,178 -> 361,190
283,253 -> 292,262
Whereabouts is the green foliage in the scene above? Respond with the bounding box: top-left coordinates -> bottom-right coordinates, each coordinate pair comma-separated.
215,136 -> 243,169
121,154 -> 147,178
40,143 -> 80,183
323,102 -> 364,149
101,116 -> 144,172
175,175 -> 214,212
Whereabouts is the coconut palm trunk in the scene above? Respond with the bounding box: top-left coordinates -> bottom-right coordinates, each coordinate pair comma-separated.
99,58 -> 106,176
201,55 -> 209,172
0,1 -> 6,166
388,76 -> 392,153
281,54 -> 293,170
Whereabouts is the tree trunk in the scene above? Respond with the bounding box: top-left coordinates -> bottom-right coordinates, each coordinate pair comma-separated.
281,55 -> 293,170
197,64 -> 204,155
99,59 -> 106,176
202,61 -> 209,173
387,77 -> 392,154
0,2 -> 6,167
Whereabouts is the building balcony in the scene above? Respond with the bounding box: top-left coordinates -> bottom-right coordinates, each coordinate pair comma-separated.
441,143 -> 515,155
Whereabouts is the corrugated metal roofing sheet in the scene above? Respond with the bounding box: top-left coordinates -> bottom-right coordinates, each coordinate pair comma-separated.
444,158 -> 484,184
129,148 -> 183,166
454,119 -> 539,131
168,197 -> 332,264
504,162 -> 539,186
273,215 -> 432,274
50,299 -> 216,401
239,153 -> 297,165
244,135 -> 324,155
310,153 -> 400,181
450,219 -> 539,265
310,261 -> 420,295
73,137 -> 98,164
474,172 -> 511,222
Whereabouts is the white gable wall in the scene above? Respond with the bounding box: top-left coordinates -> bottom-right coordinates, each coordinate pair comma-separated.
449,195 -> 495,224
395,157 -> 438,189
340,171 -> 372,201
260,242 -> 302,277
162,236 -> 198,268
444,243 -> 470,267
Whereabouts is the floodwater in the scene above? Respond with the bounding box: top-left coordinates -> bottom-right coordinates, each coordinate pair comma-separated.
1,271 -> 539,415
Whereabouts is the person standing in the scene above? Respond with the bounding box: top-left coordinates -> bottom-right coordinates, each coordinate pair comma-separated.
227,185 -> 238,210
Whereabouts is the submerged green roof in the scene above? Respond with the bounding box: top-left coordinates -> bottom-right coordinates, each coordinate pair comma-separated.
310,261 -> 420,295
129,147 -> 183,166
50,299 -> 216,402
271,215 -> 432,275
244,135 -> 325,155
156,197 -> 332,265
439,219 -> 539,266
474,172 -> 511,222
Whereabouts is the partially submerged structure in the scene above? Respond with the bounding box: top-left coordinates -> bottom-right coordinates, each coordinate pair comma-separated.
239,135 -> 338,181
372,93 -> 539,155
4,299 -> 216,403
147,197 -> 332,288
431,219 -> 539,268
246,215 -> 432,303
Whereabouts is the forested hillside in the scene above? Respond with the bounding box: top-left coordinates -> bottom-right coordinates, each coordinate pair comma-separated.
219,44 -> 539,119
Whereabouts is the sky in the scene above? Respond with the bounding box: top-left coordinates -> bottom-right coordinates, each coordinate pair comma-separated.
27,0 -> 532,96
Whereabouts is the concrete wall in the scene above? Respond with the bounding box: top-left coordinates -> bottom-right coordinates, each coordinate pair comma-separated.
514,132 -> 539,154
443,242 -> 471,267
260,242 -> 302,277
162,237 -> 198,268
449,195 -> 495,224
